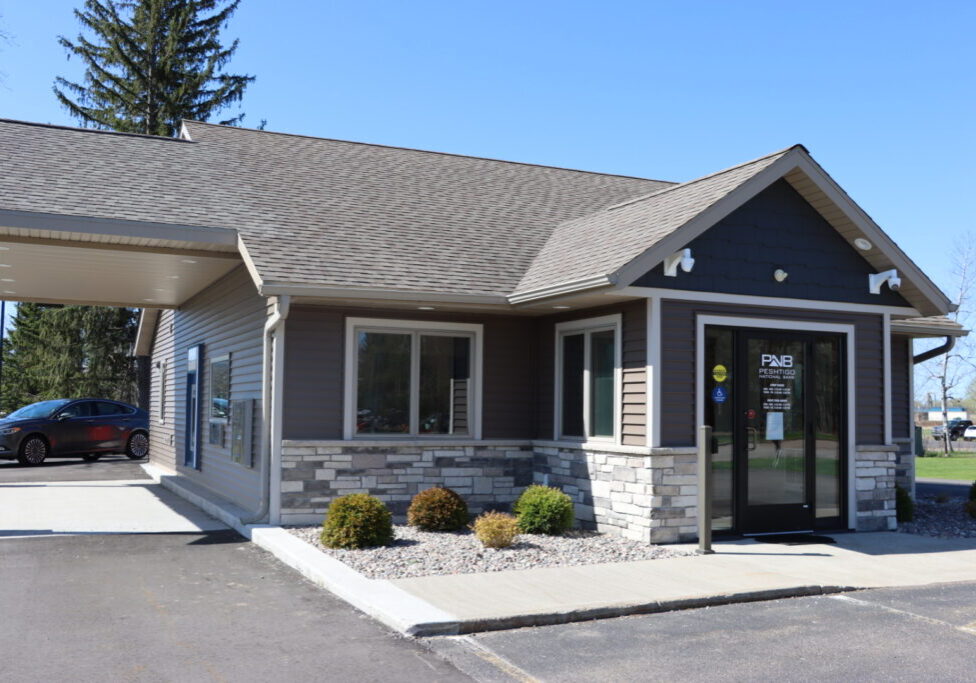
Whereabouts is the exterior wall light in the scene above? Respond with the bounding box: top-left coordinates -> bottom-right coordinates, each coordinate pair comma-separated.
854,238 -> 872,251
773,269 -> 788,282
664,248 -> 695,277
869,269 -> 901,294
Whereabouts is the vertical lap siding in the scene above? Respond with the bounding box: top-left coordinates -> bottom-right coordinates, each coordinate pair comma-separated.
535,300 -> 646,445
891,335 -> 911,440
151,265 -> 266,511
661,300 -> 884,446
281,307 -> 537,440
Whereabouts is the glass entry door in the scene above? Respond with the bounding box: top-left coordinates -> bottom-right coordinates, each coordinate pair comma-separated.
704,327 -> 846,534
738,334 -> 811,532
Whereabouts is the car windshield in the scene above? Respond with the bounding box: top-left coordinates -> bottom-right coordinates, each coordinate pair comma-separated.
6,399 -> 71,420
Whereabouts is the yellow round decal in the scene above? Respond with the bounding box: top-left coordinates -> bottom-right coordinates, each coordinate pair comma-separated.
712,364 -> 728,383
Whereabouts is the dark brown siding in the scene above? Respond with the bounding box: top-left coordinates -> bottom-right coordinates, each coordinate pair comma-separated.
661,300 -> 884,446
535,300 -> 646,445
282,306 -> 537,440
891,335 -> 911,440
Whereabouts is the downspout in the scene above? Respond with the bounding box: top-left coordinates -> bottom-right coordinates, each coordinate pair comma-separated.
241,294 -> 291,525
913,336 -> 955,365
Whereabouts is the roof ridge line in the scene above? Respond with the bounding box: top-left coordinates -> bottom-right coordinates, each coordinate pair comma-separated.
180,119 -> 678,184
0,117 -> 194,143
605,144 -> 803,212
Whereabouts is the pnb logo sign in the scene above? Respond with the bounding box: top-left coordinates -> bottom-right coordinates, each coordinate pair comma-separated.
761,354 -> 794,368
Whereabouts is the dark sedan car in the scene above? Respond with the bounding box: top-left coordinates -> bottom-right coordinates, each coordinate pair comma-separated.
0,398 -> 149,466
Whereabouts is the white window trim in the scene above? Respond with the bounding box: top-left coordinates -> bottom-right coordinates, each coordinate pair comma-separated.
209,352 -> 231,425
553,314 -> 623,445
343,317 -> 484,440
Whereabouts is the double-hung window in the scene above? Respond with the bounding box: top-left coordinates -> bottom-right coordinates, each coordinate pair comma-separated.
555,314 -> 621,442
345,318 -> 482,439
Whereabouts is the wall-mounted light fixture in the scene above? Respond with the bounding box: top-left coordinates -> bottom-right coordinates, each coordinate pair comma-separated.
664,248 -> 695,277
773,269 -> 788,283
869,269 -> 901,294
854,238 -> 873,251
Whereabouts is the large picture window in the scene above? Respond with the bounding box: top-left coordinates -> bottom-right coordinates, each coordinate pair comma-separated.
346,319 -> 482,438
555,315 -> 621,442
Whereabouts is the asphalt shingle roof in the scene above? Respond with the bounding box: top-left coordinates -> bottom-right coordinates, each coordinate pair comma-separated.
515,148 -> 792,295
0,119 -> 672,297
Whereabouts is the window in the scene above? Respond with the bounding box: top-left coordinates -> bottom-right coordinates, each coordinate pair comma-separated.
56,401 -> 93,419
94,401 -> 124,416
159,360 -> 168,425
345,318 -> 482,438
555,315 -> 621,442
210,354 -> 230,422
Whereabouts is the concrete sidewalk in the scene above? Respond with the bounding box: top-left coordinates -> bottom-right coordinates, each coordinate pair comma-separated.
388,532 -> 976,634
0,479 -> 228,535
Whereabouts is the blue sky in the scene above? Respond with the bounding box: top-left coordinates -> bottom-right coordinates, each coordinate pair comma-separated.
0,0 -> 973,316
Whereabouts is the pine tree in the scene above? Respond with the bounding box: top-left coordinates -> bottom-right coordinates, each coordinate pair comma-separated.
54,0 -> 254,137
1,305 -> 138,413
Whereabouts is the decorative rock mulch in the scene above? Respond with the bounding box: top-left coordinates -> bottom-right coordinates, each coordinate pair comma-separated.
898,494 -> 976,538
286,525 -> 694,580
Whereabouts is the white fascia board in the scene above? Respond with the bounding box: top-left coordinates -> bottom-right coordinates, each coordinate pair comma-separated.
507,275 -> 613,305
133,308 -> 160,357
261,281 -> 509,306
791,154 -> 953,316
0,208 -> 239,248
890,322 -> 969,337
611,149 -> 804,289
236,235 -> 267,295
618,286 -> 920,316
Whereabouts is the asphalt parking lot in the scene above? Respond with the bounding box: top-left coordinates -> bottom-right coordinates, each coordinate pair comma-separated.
0,454 -> 149,483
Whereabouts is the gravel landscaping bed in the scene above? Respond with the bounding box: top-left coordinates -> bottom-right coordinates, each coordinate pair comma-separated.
898,494 -> 976,538
287,525 -> 695,580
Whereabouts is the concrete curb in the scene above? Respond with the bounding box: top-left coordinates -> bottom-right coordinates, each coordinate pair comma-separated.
139,463 -> 860,637
141,463 -> 459,636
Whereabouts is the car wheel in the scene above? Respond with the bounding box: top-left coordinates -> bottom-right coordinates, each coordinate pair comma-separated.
126,432 -> 149,460
17,436 -> 49,466
82,454 -> 101,463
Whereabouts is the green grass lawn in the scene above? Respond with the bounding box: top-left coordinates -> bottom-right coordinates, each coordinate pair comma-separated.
916,452 -> 976,481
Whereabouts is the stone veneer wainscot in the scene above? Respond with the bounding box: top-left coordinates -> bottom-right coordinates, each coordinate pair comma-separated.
279,441 -> 534,525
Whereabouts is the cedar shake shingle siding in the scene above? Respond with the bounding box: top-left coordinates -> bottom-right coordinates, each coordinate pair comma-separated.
634,179 -> 909,307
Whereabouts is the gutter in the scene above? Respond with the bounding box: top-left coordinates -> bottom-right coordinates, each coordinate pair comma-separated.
913,336 -> 954,365
241,294 -> 291,524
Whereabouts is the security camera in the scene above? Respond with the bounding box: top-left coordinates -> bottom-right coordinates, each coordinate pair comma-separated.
664,248 -> 695,277
869,269 -> 901,294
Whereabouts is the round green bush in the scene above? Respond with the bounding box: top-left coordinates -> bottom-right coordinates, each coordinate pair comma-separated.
895,484 -> 914,523
513,484 -> 575,535
320,494 -> 393,549
407,486 -> 469,531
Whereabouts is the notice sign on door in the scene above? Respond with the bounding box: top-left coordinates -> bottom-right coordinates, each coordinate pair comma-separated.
758,353 -> 796,411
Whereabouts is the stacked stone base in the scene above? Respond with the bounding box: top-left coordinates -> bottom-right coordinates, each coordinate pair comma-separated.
280,441 -> 533,525
280,439 -> 900,541
855,445 -> 898,531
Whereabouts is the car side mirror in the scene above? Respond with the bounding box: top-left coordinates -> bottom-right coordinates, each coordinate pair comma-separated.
55,413 -> 70,421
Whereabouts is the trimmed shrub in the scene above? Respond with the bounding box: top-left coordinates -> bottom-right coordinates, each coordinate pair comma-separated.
966,500 -> 976,520
895,484 -> 915,523
969,480 -> 976,502
320,494 -> 393,549
513,484 -> 575,535
472,511 -> 519,548
407,486 -> 469,531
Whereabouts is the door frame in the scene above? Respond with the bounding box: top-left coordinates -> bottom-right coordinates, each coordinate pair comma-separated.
696,315 -> 857,530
